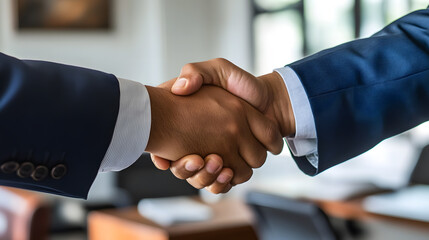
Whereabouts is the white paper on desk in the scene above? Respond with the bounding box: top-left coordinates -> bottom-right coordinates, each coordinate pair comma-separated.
252,178 -> 380,201
363,185 -> 429,222
137,196 -> 213,226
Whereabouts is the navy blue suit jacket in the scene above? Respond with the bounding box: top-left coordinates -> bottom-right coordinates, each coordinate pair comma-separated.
289,8 -> 429,175
0,53 -> 119,198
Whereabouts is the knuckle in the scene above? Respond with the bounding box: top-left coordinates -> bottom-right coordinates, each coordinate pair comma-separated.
252,151 -> 267,168
212,58 -> 228,64
233,168 -> 253,185
226,122 -> 241,136
206,154 -> 223,166
265,122 -> 281,148
182,63 -> 198,72
170,167 -> 188,180
230,99 -> 244,112
207,186 -> 221,194
206,155 -> 223,169
191,173 -> 216,188
221,185 -> 232,194
243,169 -> 253,182
199,177 -> 215,187
187,179 -> 204,189
225,105 -> 245,136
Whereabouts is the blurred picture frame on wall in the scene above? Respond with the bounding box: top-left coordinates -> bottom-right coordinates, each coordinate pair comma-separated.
16,0 -> 111,30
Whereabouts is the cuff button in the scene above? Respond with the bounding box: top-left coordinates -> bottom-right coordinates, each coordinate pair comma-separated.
51,164 -> 67,180
31,166 -> 49,181
17,162 -> 35,178
1,161 -> 20,174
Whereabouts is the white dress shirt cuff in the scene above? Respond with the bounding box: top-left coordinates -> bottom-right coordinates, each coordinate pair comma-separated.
99,78 -> 151,172
274,67 -> 319,168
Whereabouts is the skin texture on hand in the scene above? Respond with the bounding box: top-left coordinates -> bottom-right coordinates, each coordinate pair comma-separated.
145,85 -> 283,186
152,58 -> 295,194
172,58 -> 295,137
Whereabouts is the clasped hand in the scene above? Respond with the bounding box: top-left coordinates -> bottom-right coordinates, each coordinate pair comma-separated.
145,58 -> 295,193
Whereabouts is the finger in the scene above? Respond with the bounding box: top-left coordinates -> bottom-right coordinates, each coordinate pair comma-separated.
169,154 -> 205,179
186,154 -> 223,189
220,183 -> 233,193
244,104 -> 284,155
204,168 -> 233,194
206,183 -> 232,194
238,127 -> 268,168
150,154 -> 171,170
226,154 -> 253,186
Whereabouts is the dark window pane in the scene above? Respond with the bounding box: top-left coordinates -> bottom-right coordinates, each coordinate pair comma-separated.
254,0 -> 300,11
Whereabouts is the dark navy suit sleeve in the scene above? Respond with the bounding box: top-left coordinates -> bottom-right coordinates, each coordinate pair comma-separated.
0,53 -> 120,198
288,8 -> 429,175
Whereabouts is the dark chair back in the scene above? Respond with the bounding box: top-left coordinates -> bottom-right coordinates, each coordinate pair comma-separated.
117,153 -> 198,205
409,144 -> 429,185
246,191 -> 338,240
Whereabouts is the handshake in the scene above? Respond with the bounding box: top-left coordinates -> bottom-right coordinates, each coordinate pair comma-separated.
145,58 -> 295,194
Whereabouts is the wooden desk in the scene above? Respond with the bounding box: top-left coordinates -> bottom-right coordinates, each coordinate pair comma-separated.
0,187 -> 51,240
88,198 -> 258,240
88,192 -> 429,240
314,195 -> 429,231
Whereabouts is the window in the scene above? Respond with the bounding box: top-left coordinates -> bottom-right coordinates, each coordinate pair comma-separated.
252,0 -> 428,74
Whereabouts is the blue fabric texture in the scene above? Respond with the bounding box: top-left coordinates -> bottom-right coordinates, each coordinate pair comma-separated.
289,9 -> 429,175
0,53 -> 120,198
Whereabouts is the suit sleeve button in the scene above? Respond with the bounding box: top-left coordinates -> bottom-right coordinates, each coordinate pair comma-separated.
0,161 -> 20,174
17,162 -> 35,178
31,166 -> 49,181
51,164 -> 67,180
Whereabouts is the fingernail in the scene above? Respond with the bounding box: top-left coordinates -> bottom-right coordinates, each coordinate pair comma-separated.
185,161 -> 201,172
217,173 -> 231,184
206,159 -> 221,174
173,78 -> 187,90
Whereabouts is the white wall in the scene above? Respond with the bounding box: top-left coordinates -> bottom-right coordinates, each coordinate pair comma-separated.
161,0 -> 253,79
0,0 -> 252,85
0,0 -> 165,86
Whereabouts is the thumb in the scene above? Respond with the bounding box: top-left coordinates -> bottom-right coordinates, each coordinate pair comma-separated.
171,59 -> 268,112
172,71 -> 204,96
171,59 -> 227,96
150,154 -> 171,170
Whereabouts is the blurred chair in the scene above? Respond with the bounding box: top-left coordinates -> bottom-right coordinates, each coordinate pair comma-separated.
246,191 -> 338,240
116,153 -> 198,205
0,187 -> 51,240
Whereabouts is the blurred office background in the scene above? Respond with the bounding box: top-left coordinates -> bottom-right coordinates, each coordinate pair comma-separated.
1,0 -> 429,239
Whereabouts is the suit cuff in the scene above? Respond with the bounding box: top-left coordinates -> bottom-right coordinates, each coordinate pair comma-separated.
274,67 -> 319,168
99,78 -> 151,172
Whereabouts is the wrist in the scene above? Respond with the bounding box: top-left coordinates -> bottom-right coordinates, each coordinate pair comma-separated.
145,86 -> 175,153
258,72 -> 296,137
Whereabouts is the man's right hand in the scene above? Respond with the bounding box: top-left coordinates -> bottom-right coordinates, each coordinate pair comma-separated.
172,58 -> 295,137
152,58 -> 296,193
